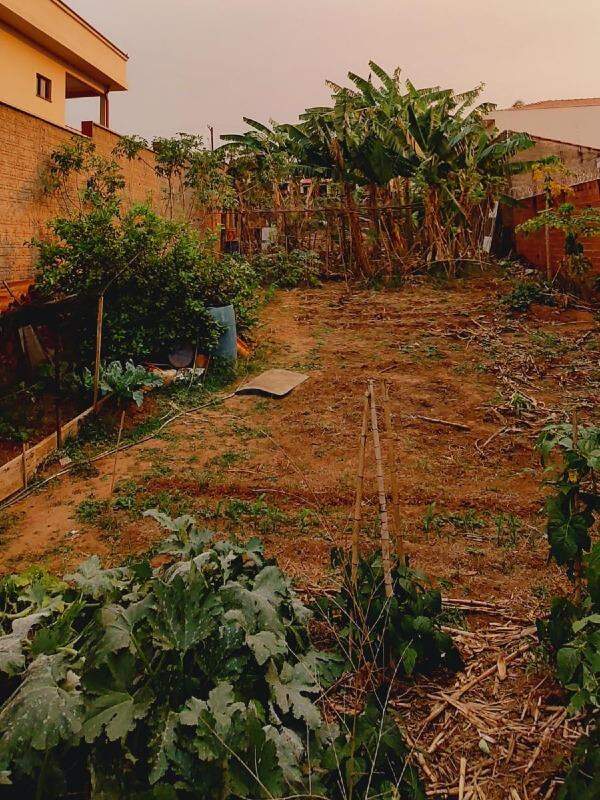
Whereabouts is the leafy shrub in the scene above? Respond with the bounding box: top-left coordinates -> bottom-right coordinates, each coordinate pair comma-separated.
557,724 -> 600,800
321,693 -> 425,800
36,140 -> 259,364
315,550 -> 462,676
536,423 -> 600,585
536,422 -> 600,714
252,249 -> 321,289
35,204 -> 260,363
502,280 -> 554,312
82,360 -> 162,407
0,513 -> 424,799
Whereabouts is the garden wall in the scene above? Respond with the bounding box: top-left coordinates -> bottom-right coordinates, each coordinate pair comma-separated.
504,178 -> 600,277
508,135 -> 600,200
0,100 -> 219,309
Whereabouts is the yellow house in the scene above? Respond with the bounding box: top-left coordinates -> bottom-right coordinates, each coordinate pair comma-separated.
0,0 -> 127,129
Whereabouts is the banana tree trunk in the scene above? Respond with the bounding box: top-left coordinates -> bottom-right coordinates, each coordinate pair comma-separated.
343,181 -> 371,278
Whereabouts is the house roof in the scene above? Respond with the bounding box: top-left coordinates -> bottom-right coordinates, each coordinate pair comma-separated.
510,98 -> 600,110
0,0 -> 128,91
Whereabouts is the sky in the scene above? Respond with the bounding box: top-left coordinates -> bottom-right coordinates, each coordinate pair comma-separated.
68,0 -> 600,144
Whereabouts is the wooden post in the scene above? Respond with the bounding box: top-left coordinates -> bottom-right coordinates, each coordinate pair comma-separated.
93,293 -> 104,410
571,409 -> 581,604
54,335 -> 62,449
382,382 -> 404,563
368,380 -> 394,598
109,410 -> 126,496
351,389 -> 370,586
21,442 -> 28,490
544,186 -> 552,282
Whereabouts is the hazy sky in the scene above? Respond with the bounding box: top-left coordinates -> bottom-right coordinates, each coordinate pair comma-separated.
69,0 -> 600,144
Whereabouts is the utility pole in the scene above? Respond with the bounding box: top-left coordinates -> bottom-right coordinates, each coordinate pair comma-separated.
207,124 -> 214,151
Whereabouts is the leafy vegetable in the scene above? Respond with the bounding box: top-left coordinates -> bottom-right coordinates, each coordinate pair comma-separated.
315,550 -> 463,676
82,360 -> 162,407
0,514 -> 424,799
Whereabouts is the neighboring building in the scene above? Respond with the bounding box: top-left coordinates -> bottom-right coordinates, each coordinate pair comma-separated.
0,0 -> 127,129
507,134 -> 600,199
490,98 -> 600,150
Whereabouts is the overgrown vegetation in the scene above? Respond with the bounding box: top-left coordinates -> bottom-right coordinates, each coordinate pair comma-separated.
221,62 -> 533,277
0,512 -> 431,799
315,550 -> 462,677
252,249 -> 321,288
34,139 -> 259,364
535,421 -> 600,794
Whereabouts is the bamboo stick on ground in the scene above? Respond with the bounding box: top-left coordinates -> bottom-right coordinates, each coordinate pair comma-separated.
368,379 -> 393,598
382,381 -> 404,562
351,388 -> 370,585
458,757 -> 467,800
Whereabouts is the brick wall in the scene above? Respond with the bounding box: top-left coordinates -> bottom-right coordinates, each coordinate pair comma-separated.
0,101 -> 218,309
504,178 -> 600,277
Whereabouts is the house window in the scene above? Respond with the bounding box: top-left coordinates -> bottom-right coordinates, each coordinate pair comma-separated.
36,74 -> 52,102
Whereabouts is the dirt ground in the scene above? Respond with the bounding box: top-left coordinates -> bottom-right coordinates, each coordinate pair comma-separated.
0,271 -> 598,798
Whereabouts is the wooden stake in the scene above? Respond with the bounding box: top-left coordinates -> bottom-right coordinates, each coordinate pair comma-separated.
54,335 -> 62,449
351,389 -> 370,585
21,442 -> 27,490
109,410 -> 126,496
382,382 -> 404,563
93,293 -> 104,410
368,380 -> 394,598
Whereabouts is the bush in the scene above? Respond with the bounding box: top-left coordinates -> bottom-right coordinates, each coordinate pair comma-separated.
315,550 -> 463,677
35,139 -> 260,365
0,513 -> 425,799
35,205 -> 260,364
557,724 -> 600,800
502,280 -> 554,312
252,249 -> 321,289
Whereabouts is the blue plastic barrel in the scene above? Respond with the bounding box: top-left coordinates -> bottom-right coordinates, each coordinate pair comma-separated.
207,304 -> 237,361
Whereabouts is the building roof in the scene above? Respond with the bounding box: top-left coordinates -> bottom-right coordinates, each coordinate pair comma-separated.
0,0 -> 128,91
50,0 -> 128,59
509,98 -> 600,110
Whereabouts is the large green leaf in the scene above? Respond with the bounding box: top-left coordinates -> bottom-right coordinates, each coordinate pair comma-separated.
148,710 -> 180,784
0,611 -> 49,676
267,659 -> 321,729
0,655 -> 83,758
83,686 -> 153,743
150,573 -> 221,653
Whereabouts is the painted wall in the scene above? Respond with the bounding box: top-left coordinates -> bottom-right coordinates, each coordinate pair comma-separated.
0,21 -> 66,126
492,107 -> 600,149
0,0 -> 127,90
0,101 -> 219,308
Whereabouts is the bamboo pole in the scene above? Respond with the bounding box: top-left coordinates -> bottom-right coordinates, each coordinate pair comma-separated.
21,442 -> 27,491
368,380 -> 394,598
93,294 -> 104,410
382,382 -> 404,563
351,389 -> 370,586
109,410 -> 126,497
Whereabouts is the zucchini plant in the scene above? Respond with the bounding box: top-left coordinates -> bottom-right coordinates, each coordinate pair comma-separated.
0,513 -> 425,800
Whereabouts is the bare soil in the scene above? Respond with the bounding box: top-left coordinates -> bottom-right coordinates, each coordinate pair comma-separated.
1,272 -> 598,799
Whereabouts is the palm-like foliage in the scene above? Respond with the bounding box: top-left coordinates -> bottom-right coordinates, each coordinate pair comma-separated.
221,63 -> 533,274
